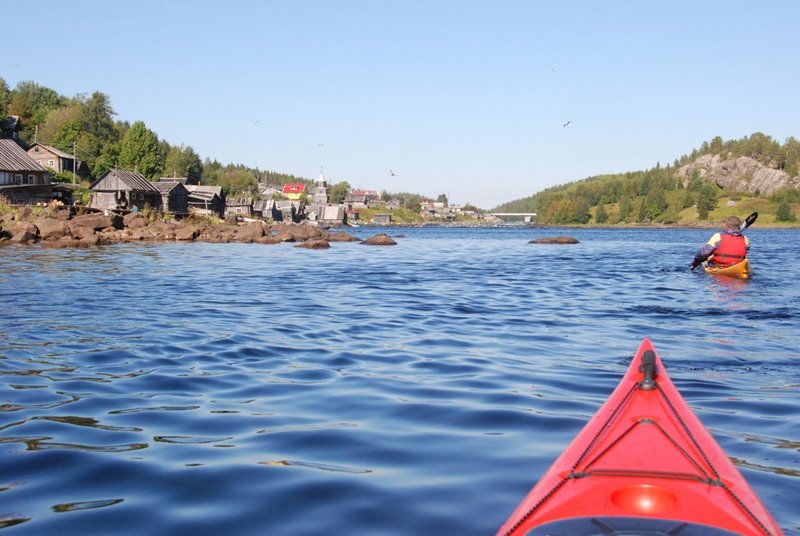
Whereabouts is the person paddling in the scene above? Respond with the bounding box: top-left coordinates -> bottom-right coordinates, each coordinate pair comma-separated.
691,215 -> 750,271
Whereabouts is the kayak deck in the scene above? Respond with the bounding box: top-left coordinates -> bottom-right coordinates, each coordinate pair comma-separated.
497,339 -> 782,536
704,258 -> 750,279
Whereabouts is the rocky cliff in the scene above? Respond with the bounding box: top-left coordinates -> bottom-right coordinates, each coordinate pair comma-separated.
674,154 -> 800,196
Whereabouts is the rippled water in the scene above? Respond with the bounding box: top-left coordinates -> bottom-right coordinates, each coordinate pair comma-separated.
1,227 -> 798,535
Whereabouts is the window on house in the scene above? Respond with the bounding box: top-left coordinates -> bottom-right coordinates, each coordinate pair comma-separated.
26,175 -> 35,185
48,159 -> 55,167
14,174 -> 22,185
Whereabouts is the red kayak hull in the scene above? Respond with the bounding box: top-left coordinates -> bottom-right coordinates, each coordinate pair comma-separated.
497,338 -> 782,536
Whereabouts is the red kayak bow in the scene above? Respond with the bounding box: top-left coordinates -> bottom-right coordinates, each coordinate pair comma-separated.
498,338 -> 783,536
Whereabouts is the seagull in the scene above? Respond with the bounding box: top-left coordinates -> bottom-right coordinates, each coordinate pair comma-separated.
563,121 -> 572,127
389,169 -> 396,176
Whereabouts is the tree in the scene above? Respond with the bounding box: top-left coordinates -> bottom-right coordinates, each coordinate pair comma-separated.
436,193 -> 449,205
775,201 -> 796,222
7,81 -> 63,142
0,77 -> 10,116
163,144 -> 203,183
328,181 -> 351,204
696,184 -> 719,220
619,196 -> 633,222
595,203 -> 608,224
118,121 -> 163,179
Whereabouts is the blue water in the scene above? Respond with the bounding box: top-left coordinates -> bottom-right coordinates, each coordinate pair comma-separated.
1,227 -> 798,535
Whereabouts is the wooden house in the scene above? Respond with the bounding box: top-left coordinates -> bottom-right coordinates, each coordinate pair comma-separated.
0,139 -> 54,204
318,204 -> 347,225
154,180 -> 189,215
371,213 -> 392,225
225,197 -> 253,218
282,182 -> 306,200
90,169 -> 160,211
184,185 -> 224,218
27,143 -> 85,176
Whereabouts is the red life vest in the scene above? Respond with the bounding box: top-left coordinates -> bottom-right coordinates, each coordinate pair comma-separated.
711,233 -> 747,267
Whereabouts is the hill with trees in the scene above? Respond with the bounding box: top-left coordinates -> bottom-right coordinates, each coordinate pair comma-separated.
0,78 -> 329,198
495,133 -> 800,225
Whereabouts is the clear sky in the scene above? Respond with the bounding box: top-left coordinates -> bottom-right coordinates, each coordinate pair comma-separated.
4,0 -> 799,208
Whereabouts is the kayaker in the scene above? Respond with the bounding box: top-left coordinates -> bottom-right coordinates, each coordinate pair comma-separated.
691,215 -> 750,270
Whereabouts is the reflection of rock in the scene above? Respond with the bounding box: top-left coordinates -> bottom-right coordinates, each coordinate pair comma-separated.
361,233 -> 397,246
529,236 -> 579,244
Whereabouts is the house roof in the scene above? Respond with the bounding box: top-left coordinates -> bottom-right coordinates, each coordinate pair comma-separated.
0,139 -> 48,172
154,181 -> 186,193
282,182 -> 306,194
28,143 -> 74,160
185,184 -> 222,200
92,169 -> 159,192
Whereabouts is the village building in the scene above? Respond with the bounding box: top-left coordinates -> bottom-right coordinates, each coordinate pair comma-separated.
258,184 -> 282,199
0,139 -> 65,205
309,171 -> 328,205
282,182 -> 306,200
27,143 -> 85,177
154,179 -> 189,215
371,213 -> 392,225
225,197 -> 253,218
90,168 -> 160,211
274,200 -> 302,222
184,184 -> 224,218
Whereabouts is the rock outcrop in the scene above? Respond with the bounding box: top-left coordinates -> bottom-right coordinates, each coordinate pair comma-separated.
674,155 -> 800,196
529,236 -> 579,244
360,233 -> 397,246
0,207 -> 364,250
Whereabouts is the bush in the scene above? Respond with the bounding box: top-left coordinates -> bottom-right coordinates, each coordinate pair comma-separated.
775,202 -> 797,222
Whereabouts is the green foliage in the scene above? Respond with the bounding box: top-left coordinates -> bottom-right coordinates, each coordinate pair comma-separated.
775,201 -> 797,222
7,80 -> 63,140
436,193 -> 449,205
328,181 -> 350,204
594,203 -> 608,224
163,144 -> 203,182
0,77 -> 12,117
696,184 -> 719,220
118,121 -> 163,179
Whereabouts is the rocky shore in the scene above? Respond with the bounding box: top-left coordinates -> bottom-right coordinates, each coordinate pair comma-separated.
0,207 -> 399,248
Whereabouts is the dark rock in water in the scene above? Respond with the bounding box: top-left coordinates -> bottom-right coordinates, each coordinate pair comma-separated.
529,236 -> 579,244
234,224 -> 264,243
124,212 -> 147,229
176,226 -> 199,241
295,239 -> 331,249
361,233 -> 397,246
35,218 -> 70,240
71,213 -> 122,231
327,232 -> 360,242
11,222 -> 38,244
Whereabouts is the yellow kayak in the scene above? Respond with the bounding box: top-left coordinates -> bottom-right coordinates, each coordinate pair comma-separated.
704,258 -> 750,279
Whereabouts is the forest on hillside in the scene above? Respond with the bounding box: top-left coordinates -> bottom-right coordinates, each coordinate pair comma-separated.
0,78 -> 321,197
496,133 -> 800,225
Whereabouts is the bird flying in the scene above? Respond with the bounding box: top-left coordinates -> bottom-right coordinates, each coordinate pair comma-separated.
563,121 -> 572,127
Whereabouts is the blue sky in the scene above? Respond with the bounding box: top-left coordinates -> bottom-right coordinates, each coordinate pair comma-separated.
4,0 -> 799,208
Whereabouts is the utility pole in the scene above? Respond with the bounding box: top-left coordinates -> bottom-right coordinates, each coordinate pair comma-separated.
72,141 -> 78,185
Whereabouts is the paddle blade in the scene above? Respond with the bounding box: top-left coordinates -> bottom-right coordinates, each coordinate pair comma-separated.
741,212 -> 758,230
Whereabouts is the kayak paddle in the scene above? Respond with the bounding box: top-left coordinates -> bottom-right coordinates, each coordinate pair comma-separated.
741,211 -> 758,231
